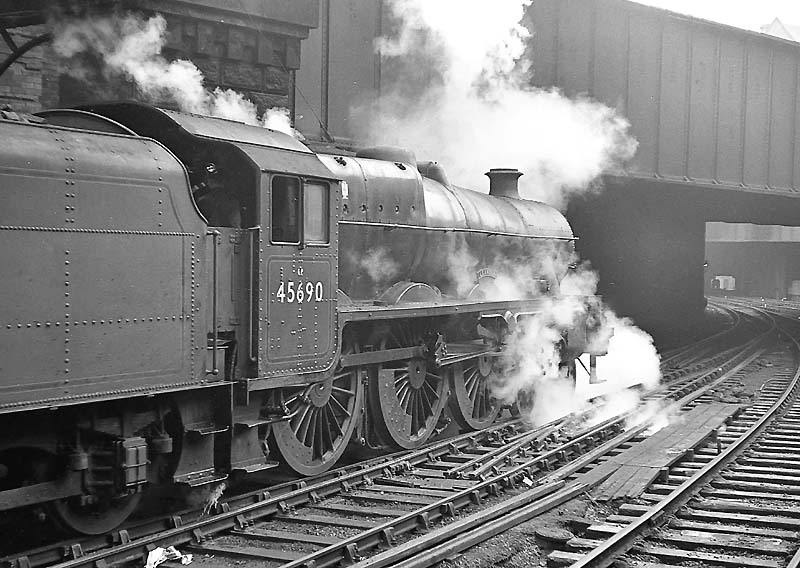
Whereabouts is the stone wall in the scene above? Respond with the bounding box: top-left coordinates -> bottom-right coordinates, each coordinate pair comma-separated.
158,13 -> 299,114
0,25 -> 57,112
0,2 -> 317,116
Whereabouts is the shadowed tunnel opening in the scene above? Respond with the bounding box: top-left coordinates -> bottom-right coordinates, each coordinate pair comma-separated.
567,177 -> 800,339
706,223 -> 800,300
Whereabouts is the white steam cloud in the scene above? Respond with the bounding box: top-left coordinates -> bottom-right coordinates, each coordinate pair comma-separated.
263,107 -> 300,138
353,247 -> 401,286
519,273 -> 658,425
447,236 -> 661,428
52,13 -> 297,134
354,0 -> 637,209
501,281 -> 662,428
359,0 -> 659,429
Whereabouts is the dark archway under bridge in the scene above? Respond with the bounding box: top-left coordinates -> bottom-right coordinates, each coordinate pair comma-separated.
567,177 -> 800,337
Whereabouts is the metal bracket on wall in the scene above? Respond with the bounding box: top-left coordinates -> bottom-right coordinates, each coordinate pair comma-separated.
0,30 -> 51,80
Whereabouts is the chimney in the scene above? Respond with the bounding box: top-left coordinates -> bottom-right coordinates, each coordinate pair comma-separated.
485,168 -> 522,199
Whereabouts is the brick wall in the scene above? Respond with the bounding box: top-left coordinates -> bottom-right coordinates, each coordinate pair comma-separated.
160,13 -> 299,114
0,8 -> 308,116
0,26 -> 48,112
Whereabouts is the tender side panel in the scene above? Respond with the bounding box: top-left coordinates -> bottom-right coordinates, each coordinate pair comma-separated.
67,231 -> 186,379
0,227 -> 64,386
0,121 -> 207,411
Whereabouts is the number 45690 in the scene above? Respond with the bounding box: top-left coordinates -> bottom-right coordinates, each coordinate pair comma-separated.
275,281 -> 324,303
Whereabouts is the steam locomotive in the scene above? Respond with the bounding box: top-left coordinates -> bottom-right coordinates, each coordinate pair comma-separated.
0,101 -> 595,534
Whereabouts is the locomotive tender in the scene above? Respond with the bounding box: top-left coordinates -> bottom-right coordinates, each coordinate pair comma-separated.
0,101 -> 592,534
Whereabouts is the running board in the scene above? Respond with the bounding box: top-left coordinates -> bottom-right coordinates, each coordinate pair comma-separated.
338,343 -> 496,368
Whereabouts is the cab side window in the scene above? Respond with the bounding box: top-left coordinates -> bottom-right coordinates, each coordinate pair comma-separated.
271,176 -> 330,246
304,181 -> 329,244
271,176 -> 300,243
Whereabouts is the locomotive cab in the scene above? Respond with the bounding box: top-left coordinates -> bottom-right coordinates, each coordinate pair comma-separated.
82,102 -> 341,381
70,103 -> 356,484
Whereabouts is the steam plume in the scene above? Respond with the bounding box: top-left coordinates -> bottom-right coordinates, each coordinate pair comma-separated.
354,0 -> 637,209
349,247 -> 401,287
504,277 -> 661,427
445,235 -> 661,427
52,13 -> 296,133
356,0 -> 659,429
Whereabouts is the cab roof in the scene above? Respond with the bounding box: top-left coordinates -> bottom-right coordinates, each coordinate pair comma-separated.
82,101 -> 334,179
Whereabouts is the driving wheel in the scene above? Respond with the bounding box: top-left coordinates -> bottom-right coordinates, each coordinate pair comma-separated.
271,334 -> 365,476
369,320 -> 449,449
448,355 -> 502,430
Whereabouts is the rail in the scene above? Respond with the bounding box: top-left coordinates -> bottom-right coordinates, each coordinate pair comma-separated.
3,302 -> 776,568
569,305 -> 795,567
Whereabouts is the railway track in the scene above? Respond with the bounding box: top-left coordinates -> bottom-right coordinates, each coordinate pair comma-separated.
659,300 -> 740,370
548,301 -> 800,567
0,302 -> 776,568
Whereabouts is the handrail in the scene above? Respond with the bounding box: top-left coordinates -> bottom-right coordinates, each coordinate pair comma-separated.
248,227 -> 260,363
338,220 -> 576,241
206,229 -> 221,375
